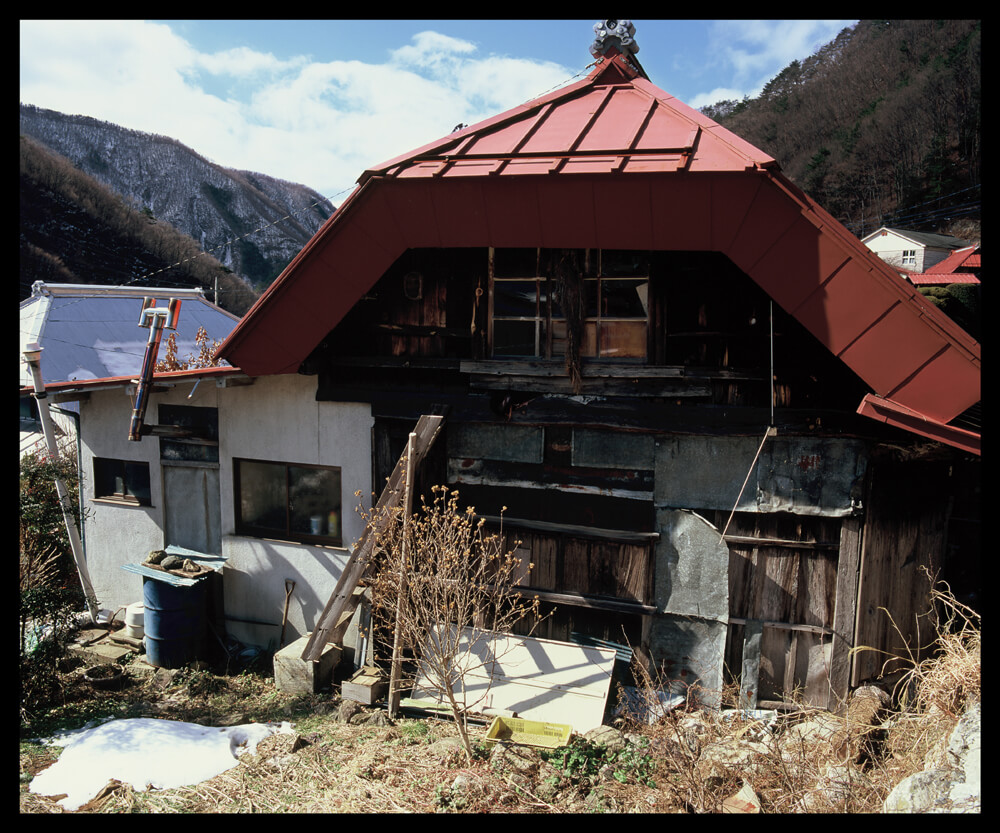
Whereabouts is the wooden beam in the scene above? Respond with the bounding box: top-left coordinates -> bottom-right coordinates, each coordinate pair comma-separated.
300,413 -> 446,662
510,587 -> 658,616
829,516 -> 863,714
723,534 -> 840,551
480,515 -> 659,544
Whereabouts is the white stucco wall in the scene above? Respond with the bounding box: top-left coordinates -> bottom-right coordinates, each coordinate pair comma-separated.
218,374 -> 373,650
76,373 -> 374,652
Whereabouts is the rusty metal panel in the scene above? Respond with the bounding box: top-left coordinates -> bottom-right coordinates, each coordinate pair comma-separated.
654,509 -> 729,620
750,215 -> 855,318
840,303 -> 951,396
757,436 -> 867,516
572,429 -> 654,471
655,435 -> 867,517
447,422 -> 544,464
884,347 -> 980,425
791,259 -> 898,356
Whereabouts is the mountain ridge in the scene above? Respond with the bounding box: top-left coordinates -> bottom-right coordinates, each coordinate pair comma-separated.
19,103 -> 335,291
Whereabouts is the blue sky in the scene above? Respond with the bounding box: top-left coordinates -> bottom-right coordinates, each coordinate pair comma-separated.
20,19 -> 856,202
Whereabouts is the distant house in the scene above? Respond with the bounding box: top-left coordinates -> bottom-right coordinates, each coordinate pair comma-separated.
29,33 -> 980,713
861,227 -> 972,275
19,281 -> 240,457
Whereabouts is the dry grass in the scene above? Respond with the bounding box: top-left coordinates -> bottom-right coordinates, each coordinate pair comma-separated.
20,578 -> 979,814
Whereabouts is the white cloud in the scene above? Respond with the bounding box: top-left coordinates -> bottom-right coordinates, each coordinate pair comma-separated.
19,20 -> 575,200
703,20 -> 853,101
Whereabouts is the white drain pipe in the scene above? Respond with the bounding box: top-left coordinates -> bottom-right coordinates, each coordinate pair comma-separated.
22,343 -> 100,624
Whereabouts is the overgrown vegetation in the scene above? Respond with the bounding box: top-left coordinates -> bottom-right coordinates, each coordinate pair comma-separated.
364,485 -> 547,760
19,449 -> 90,722
19,570 -> 979,813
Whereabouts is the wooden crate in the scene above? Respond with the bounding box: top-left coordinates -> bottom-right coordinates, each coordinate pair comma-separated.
274,634 -> 341,694
342,666 -> 389,705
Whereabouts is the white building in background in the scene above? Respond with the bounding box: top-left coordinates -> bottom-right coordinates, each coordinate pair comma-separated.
861,227 -> 972,274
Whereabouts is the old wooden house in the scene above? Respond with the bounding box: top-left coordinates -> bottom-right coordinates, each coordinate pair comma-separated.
213,33 -> 979,711
40,27 -> 978,713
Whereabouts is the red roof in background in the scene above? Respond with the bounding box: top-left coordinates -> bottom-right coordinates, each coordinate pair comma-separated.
924,244 -> 980,273
904,245 -> 980,286
218,49 -> 980,453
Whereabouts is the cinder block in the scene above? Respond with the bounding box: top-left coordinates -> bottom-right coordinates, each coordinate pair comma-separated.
273,634 -> 342,694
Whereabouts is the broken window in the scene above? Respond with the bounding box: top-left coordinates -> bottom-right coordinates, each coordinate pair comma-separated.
234,458 -> 342,546
490,248 -> 649,360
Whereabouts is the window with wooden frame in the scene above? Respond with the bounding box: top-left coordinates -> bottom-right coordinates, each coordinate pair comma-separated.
93,457 -> 152,505
234,458 -> 342,546
490,248 -> 650,360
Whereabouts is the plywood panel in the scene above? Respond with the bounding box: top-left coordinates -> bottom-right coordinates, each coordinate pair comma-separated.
410,625 -> 616,733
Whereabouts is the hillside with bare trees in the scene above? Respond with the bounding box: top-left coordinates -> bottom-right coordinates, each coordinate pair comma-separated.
19,134 -> 259,316
704,20 -> 980,240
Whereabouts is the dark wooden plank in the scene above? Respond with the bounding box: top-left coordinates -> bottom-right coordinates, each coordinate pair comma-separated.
829,516 -> 862,713
301,413 -> 445,662
740,619 -> 763,709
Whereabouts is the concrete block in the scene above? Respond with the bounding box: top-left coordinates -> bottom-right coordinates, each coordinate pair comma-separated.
274,634 -> 341,694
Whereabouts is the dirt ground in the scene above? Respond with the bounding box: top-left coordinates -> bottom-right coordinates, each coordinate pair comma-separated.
18,636 -> 974,814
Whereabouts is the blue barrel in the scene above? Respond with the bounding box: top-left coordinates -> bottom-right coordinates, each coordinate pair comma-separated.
142,577 -> 208,668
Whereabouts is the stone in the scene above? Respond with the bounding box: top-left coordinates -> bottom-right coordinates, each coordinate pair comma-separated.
584,725 -> 627,754
883,768 -> 965,813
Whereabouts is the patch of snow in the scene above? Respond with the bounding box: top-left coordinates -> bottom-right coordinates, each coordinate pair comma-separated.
29,717 -> 293,811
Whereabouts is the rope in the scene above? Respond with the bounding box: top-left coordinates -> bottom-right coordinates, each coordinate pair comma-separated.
722,299 -> 778,539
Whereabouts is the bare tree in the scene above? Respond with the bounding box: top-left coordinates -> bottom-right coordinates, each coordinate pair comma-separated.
364,485 -> 546,760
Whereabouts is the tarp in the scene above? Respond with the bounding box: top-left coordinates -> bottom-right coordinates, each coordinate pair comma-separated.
29,717 -> 293,811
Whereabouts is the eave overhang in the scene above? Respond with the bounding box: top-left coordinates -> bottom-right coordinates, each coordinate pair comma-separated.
857,394 -> 980,456
216,50 -> 980,449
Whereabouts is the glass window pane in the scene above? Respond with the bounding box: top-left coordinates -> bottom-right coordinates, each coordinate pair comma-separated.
239,460 -> 287,532
493,320 -> 537,356
160,440 -> 219,463
602,279 -> 649,318
125,462 -> 151,505
602,250 -> 649,277
288,466 -> 341,537
493,248 -> 537,277
584,278 -> 600,317
494,280 -> 538,317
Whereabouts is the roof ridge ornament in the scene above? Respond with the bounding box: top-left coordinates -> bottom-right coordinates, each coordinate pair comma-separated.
590,19 -> 639,58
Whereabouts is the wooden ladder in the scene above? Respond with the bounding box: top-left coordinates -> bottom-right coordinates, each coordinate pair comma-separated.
300,412 -> 446,662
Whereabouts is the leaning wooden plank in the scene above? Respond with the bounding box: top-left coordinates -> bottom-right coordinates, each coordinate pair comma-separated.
300,414 -> 445,662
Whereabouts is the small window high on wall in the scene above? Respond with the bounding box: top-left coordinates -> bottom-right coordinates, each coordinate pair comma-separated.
93,457 -> 151,505
490,248 -> 649,360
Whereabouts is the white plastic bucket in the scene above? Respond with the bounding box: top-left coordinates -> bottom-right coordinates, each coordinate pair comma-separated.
123,602 -> 144,639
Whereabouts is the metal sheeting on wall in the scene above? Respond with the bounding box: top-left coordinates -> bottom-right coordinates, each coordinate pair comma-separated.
648,509 -> 730,708
654,434 -> 867,517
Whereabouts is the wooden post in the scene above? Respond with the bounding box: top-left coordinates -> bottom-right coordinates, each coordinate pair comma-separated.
829,515 -> 863,714
388,432 -> 416,718
740,619 -> 763,711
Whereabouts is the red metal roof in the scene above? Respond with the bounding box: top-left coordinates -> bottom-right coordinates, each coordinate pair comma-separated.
218,48 -> 980,452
